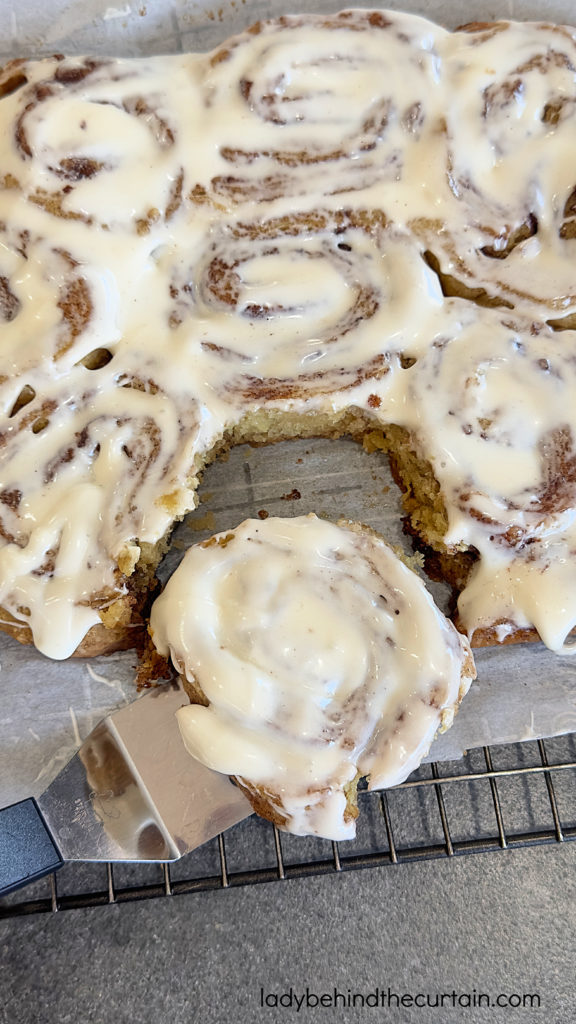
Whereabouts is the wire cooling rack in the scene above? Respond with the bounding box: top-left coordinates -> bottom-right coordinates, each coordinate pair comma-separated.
2,733 -> 575,919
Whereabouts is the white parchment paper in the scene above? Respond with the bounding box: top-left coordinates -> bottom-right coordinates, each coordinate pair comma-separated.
1,0 -> 576,808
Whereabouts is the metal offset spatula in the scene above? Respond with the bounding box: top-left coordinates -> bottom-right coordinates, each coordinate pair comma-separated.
0,680 -> 252,896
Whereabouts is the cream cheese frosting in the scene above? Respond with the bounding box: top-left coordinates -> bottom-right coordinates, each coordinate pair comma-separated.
150,515 -> 474,840
384,305 -> 576,651
2,11 -> 576,656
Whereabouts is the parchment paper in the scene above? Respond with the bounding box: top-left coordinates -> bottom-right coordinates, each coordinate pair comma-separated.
1,0 -> 576,810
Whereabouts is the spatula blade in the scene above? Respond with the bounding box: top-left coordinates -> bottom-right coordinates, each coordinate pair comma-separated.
37,681 -> 252,862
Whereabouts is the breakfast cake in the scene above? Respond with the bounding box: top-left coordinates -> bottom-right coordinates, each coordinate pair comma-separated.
1,10 -> 576,657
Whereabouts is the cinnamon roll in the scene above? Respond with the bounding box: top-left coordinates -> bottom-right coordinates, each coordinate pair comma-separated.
172,211 -> 442,411
150,515 -> 475,840
199,10 -> 446,208
416,19 -> 576,321
383,304 -> 576,651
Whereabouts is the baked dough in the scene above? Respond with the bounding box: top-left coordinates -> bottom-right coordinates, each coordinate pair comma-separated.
1,11 -> 576,657
150,515 -> 476,839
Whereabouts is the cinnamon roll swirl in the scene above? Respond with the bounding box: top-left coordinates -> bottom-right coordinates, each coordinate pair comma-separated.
0,180 -> 221,657
0,53 -> 202,233
197,9 -> 447,208
171,211 -> 441,410
150,515 -> 475,840
3,10 -> 576,662
418,19 -> 576,321
385,305 -> 576,651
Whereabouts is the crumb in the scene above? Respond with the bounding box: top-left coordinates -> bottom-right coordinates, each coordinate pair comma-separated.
257,509 -> 269,519
281,488 -> 301,501
135,631 -> 174,690
201,532 -> 234,549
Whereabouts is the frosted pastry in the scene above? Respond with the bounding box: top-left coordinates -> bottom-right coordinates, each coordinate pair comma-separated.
2,11 -> 576,658
150,515 -> 475,840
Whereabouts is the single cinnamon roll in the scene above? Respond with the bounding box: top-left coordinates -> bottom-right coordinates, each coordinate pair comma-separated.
419,19 -> 576,321
383,304 -> 576,652
150,515 -> 475,840
197,9 -> 447,207
171,210 -> 442,410
0,53 -> 202,233
0,216 -> 223,658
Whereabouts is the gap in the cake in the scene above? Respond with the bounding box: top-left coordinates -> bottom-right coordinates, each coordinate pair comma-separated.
479,212 -> 538,260
157,435 -> 454,616
31,415 -> 49,434
0,71 -> 28,99
422,249 -> 513,310
547,312 -> 576,331
8,383 -> 35,417
79,346 -> 114,369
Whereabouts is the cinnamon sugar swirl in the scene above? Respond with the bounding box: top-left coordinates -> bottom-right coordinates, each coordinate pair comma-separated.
415,19 -> 576,322
179,212 -> 441,406
383,304 -> 576,651
3,11 -> 576,659
150,515 -> 475,840
199,10 -> 445,206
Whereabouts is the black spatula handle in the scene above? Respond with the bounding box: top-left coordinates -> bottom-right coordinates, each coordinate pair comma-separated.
0,798 -> 63,896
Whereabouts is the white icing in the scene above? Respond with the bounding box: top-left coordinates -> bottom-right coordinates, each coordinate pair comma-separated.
1,12 -> 576,656
150,515 -> 473,840
389,306 -> 576,649
437,20 -> 576,314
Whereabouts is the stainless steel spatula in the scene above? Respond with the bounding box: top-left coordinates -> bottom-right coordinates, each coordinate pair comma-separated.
0,680 -> 252,896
